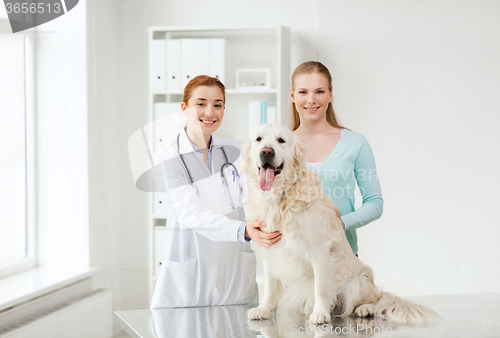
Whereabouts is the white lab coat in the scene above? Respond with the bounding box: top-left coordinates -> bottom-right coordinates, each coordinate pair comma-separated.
150,127 -> 258,308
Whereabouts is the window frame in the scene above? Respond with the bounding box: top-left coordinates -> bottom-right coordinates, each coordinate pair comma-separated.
0,26 -> 37,279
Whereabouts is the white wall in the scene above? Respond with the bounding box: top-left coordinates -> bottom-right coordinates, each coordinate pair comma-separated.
318,0 -> 500,296
86,0 -> 122,283
86,0 -> 150,334
28,0 -> 132,335
36,0 -> 89,270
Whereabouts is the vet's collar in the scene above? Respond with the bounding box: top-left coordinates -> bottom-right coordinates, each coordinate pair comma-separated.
177,127 -> 222,155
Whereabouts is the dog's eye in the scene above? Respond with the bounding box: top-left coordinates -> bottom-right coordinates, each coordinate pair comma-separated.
256,137 -> 262,142
277,138 -> 285,144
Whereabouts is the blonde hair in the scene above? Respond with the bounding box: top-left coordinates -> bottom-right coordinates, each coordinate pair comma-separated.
290,61 -> 345,131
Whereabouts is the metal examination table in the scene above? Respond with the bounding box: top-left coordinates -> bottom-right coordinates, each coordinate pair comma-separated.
115,292 -> 500,337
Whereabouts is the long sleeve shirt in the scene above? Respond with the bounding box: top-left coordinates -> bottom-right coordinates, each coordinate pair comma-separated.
305,129 -> 383,254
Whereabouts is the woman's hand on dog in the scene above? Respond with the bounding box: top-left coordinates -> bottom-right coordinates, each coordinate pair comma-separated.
335,209 -> 345,229
245,222 -> 282,248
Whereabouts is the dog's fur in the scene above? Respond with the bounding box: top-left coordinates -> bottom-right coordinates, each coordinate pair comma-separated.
242,124 -> 438,325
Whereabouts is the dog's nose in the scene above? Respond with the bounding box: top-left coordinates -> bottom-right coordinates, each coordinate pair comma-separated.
261,147 -> 275,157
260,147 -> 275,162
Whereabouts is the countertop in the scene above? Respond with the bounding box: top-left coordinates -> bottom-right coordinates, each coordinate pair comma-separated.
114,292 -> 500,337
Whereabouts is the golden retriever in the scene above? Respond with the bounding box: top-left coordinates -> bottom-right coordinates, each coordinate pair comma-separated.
241,123 -> 438,325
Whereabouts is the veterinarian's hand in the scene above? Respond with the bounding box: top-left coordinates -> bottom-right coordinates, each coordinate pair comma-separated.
245,222 -> 281,249
335,209 -> 345,229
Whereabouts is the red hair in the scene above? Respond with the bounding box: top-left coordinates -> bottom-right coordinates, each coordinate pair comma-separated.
183,75 -> 225,105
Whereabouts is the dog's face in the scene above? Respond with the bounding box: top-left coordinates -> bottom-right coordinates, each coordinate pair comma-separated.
243,124 -> 306,192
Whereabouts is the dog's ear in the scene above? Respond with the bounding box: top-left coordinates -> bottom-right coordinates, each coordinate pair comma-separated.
292,138 -> 306,166
238,140 -> 252,174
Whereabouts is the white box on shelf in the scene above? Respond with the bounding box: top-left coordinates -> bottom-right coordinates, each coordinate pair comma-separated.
166,39 -> 181,92
150,39 -> 166,92
209,38 -> 225,82
236,68 -> 271,90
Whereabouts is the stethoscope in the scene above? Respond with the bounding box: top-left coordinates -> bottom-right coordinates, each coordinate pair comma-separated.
177,133 -> 243,209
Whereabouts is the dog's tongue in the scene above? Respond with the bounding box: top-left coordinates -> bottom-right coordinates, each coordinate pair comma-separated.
259,167 -> 275,191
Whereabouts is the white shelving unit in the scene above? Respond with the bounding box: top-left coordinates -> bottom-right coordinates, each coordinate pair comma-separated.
147,26 -> 290,299
152,88 -> 279,95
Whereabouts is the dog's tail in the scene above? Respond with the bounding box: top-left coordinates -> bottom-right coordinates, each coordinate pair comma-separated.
374,292 -> 439,325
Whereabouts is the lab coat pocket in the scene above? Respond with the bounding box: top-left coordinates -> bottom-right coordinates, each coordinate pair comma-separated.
238,251 -> 258,304
154,258 -> 197,307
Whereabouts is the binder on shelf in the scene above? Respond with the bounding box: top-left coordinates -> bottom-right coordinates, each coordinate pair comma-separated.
260,102 -> 267,124
209,38 -> 225,82
153,102 -> 184,153
164,107 -> 187,146
150,39 -> 166,92
248,101 -> 261,136
153,226 -> 166,277
169,38 -> 224,89
154,102 -> 166,153
153,192 -> 167,217
153,102 -> 167,120
194,38 -> 210,78
181,39 -> 210,88
266,102 -> 277,124
180,39 -> 196,89
166,39 -> 181,92
248,101 -> 278,136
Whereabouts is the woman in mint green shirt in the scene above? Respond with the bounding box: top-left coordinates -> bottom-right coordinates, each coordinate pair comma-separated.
290,61 -> 383,256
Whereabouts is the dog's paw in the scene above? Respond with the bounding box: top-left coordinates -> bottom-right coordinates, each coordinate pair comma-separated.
355,303 -> 375,317
247,307 -> 275,320
247,318 -> 275,331
309,311 -> 331,325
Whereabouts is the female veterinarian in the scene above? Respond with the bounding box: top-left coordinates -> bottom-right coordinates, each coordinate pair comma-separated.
290,61 -> 383,257
150,75 -> 281,308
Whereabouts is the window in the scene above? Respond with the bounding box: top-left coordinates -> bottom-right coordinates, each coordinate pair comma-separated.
0,24 -> 35,278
